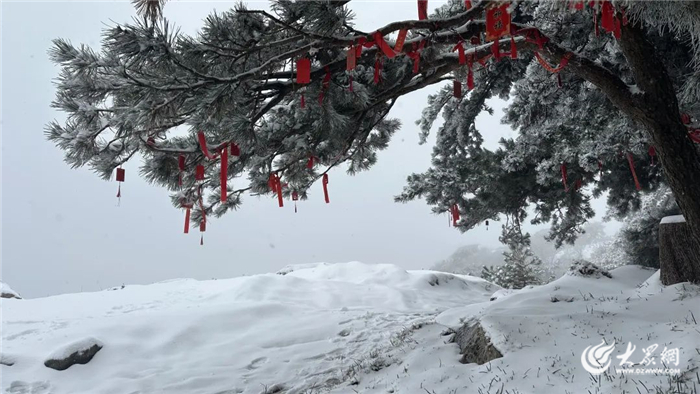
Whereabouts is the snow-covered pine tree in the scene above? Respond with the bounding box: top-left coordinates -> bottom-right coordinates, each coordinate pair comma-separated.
48,1 -> 700,276
481,211 -> 545,289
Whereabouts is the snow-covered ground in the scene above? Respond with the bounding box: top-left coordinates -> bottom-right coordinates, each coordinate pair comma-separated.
2,262 -> 699,394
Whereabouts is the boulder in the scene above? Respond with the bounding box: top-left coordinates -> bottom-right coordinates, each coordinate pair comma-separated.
44,338 -> 103,371
1,281 -> 21,299
451,321 -> 502,365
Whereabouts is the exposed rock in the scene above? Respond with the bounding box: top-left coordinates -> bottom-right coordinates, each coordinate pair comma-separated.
44,338 -> 103,371
451,320 -> 502,365
1,281 -> 22,299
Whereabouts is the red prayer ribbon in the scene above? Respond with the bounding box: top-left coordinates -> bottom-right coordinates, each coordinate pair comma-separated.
417,0 -> 428,20
648,146 -> 657,166
195,164 -> 205,181
451,204 -> 460,226
322,174 -> 330,203
296,58 -> 311,84
601,1 -> 615,33
183,205 -> 191,234
220,144 -> 228,202
394,29 -> 408,53
276,175 -> 284,208
178,155 -> 185,186
453,80 -> 462,98
230,143 -> 240,157
453,41 -> 466,65
627,153 -> 642,191
561,163 -> 569,192
197,131 -> 216,159
346,45 -> 356,71
373,31 -> 396,59
374,58 -> 382,84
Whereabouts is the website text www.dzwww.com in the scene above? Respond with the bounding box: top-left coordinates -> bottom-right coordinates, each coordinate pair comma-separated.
614,368 -> 681,375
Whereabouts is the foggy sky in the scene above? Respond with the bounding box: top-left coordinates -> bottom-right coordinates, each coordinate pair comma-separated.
1,1 -> 614,298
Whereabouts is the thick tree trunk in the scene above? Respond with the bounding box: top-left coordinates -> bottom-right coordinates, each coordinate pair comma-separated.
614,23 -> 700,277
658,216 -> 700,285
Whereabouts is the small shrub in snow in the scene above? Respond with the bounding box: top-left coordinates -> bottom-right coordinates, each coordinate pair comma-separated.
567,260 -> 612,279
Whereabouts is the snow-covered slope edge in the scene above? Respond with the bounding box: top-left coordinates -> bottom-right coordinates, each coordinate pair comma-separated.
1,262 -> 498,394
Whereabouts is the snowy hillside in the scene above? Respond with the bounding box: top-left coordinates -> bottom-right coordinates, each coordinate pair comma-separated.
2,262 -> 699,394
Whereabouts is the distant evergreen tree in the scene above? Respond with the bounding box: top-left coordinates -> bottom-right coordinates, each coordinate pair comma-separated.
481,213 -> 544,289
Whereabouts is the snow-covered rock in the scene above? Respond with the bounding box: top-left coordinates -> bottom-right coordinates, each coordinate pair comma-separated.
44,338 -> 103,371
660,215 -> 685,224
1,281 -> 21,299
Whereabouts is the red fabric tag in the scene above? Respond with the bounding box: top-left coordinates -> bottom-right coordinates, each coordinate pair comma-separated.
491,40 -> 501,61
561,163 -> 569,192
510,36 -> 517,59
417,0 -> 428,20
178,155 -> 186,171
116,168 -> 125,182
453,80 -> 462,98
300,93 -> 306,109
464,0 -> 472,9
451,205 -> 460,226
394,29 -> 408,53
276,175 -> 284,208
296,58 -> 311,84
322,174 -> 330,203
195,164 -> 205,181
347,45 -> 356,71
373,31 -> 396,59
453,41 -> 466,65
197,131 -> 216,159
200,220 -> 206,232
220,144 -> 228,202
486,4 -> 511,41
627,153 -> 642,191
307,156 -> 315,169
470,35 -> 481,45
230,143 -> 240,157
681,113 -> 691,124
374,59 -> 382,84
575,1 -> 584,10
648,146 -> 656,166
689,129 -> 700,143
601,1 -> 614,33
268,173 -> 277,194
184,206 -> 191,234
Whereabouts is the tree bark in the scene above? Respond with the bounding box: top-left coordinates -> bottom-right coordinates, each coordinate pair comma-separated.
615,23 -> 700,273
658,216 -> 700,284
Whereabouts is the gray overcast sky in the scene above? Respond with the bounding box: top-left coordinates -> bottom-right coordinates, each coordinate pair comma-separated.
1,1 -> 614,299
